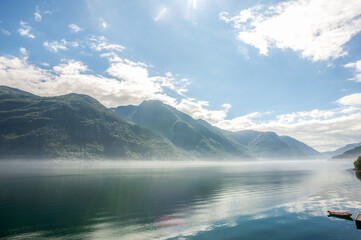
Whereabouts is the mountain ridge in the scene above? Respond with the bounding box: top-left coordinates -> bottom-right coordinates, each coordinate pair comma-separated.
223,130 -> 321,159
323,142 -> 361,158
0,85 -> 322,160
332,145 -> 361,159
0,86 -> 181,160
112,100 -> 251,159
113,101 -> 321,160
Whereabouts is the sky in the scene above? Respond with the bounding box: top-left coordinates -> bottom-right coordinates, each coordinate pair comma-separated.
0,0 -> 361,152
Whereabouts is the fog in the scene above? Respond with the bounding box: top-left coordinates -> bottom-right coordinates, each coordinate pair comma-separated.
0,158 -> 337,179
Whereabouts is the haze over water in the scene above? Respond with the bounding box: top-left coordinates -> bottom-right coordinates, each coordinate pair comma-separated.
0,160 -> 361,240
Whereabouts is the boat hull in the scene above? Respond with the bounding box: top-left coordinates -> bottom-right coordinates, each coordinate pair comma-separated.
356,214 -> 361,229
327,211 -> 352,218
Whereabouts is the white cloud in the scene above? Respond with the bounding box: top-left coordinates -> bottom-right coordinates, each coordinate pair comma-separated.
99,18 -> 107,29
89,36 -> 124,52
337,93 -> 361,106
19,47 -> 28,57
69,24 -> 83,33
220,112 -> 262,129
344,60 -> 361,82
176,78 -> 190,96
154,7 -> 167,22
17,21 -> 35,39
1,29 -> 11,35
43,39 -> 79,53
220,0 -> 361,61
53,60 -> 88,75
0,56 -> 51,90
43,41 -> 67,52
104,55 -> 183,106
175,99 -> 231,125
103,52 -> 192,102
34,5 -> 41,21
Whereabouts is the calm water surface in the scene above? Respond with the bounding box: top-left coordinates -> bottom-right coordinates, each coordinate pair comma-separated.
0,160 -> 361,239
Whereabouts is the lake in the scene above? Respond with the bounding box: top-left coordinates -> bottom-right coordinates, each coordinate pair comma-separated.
0,160 -> 360,239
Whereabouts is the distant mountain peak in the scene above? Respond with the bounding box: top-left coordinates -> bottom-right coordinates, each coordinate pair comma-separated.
323,142 -> 361,158
112,101 -> 251,159
224,129 -> 321,159
332,144 -> 361,159
140,99 -> 164,105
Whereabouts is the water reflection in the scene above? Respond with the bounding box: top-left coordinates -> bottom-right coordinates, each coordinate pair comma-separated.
0,168 -> 224,239
327,215 -> 353,221
0,160 -> 361,240
356,216 -> 361,230
355,171 -> 361,181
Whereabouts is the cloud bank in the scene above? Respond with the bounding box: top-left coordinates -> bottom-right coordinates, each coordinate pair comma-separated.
0,38 -> 187,108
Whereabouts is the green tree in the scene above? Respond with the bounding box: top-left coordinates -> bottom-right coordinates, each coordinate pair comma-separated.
354,156 -> 361,170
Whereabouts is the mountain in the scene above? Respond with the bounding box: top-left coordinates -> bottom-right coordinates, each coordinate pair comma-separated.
332,145 -> 361,160
0,86 -> 180,160
323,142 -> 361,158
0,85 -> 324,160
112,100 -> 251,159
224,130 -> 321,159
112,101 -> 321,160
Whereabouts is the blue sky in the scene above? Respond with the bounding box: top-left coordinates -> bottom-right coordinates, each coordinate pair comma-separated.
1,0 -> 361,151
